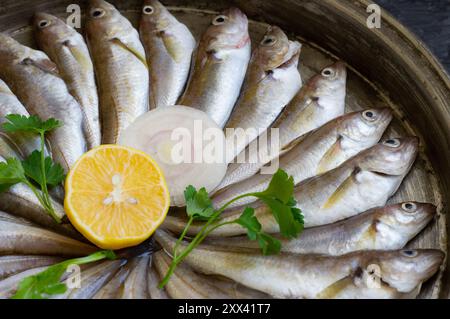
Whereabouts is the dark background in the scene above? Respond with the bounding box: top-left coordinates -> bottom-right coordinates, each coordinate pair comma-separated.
377,0 -> 450,73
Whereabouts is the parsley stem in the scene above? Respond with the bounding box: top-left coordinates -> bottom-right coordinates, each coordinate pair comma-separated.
24,180 -> 61,223
173,216 -> 193,258
159,192 -> 259,288
39,132 -> 50,206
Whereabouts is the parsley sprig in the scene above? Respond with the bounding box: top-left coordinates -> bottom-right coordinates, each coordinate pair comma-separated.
0,114 -> 64,222
11,250 -> 116,299
159,169 -> 303,288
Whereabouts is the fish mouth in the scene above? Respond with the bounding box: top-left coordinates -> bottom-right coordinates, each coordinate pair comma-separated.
278,41 -> 302,69
223,7 -> 248,23
376,107 -> 394,125
420,250 -> 445,279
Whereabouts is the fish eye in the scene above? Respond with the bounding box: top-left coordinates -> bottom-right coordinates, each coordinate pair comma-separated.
401,250 -> 418,257
212,15 -> 228,25
383,138 -> 401,148
38,19 -> 51,28
321,67 -> 335,77
402,202 -> 417,213
143,5 -> 154,14
362,110 -> 377,122
261,35 -> 277,46
91,8 -> 106,18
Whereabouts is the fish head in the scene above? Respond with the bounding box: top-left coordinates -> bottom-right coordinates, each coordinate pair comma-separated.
376,202 -> 436,240
359,137 -> 419,176
86,0 -> 124,37
33,13 -> 72,47
309,61 -> 347,96
376,249 -> 444,292
140,0 -> 176,32
0,33 -> 50,67
254,26 -> 297,71
339,108 -> 393,147
202,7 -> 249,53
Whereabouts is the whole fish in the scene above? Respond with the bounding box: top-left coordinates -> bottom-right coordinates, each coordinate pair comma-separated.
178,7 -> 251,127
0,266 -> 48,298
163,137 -> 419,236
0,33 -> 86,172
156,230 -> 444,299
33,12 -> 101,149
140,0 -> 196,108
86,0 -> 149,144
118,255 -> 150,299
54,260 -> 124,299
0,216 -> 96,256
0,255 -> 61,280
218,61 -> 347,189
153,250 -> 231,299
224,26 -> 302,162
148,264 -> 170,299
0,79 -> 42,157
206,202 -> 436,255
215,108 -> 392,208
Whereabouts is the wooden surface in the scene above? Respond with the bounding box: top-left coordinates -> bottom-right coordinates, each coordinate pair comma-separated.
0,0 -> 449,298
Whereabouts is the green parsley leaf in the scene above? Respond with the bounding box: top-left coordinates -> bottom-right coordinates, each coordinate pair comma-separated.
236,207 -> 281,255
2,114 -> 61,134
12,250 -> 116,299
22,151 -> 65,187
258,169 -> 294,204
0,157 -> 27,189
257,233 -> 281,255
258,195 -> 303,239
236,207 -> 261,240
184,185 -> 215,221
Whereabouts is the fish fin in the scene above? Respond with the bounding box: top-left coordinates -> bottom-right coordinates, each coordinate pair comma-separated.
281,133 -> 306,152
316,276 -> 354,299
288,97 -> 317,133
160,32 -> 183,63
322,168 -> 359,209
20,58 -> 60,77
63,42 -> 93,72
111,38 -> 148,69
316,136 -> 343,174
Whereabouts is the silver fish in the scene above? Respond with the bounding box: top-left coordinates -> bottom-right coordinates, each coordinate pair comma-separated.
214,108 -> 392,208
34,12 -> 101,149
163,137 -> 419,236
179,7 -> 251,127
55,260 -> 124,299
156,229 -> 444,299
140,0 -> 196,108
0,255 -> 61,280
224,26 -> 302,162
0,79 -> 43,157
0,33 -> 86,172
206,202 -> 436,255
0,216 -> 96,256
86,0 -> 149,144
153,250 -> 231,299
218,61 -> 347,189
118,255 -> 150,299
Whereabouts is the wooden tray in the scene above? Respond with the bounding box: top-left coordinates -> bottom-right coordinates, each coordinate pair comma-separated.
0,0 -> 448,298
